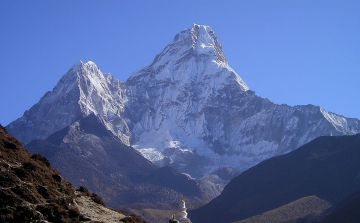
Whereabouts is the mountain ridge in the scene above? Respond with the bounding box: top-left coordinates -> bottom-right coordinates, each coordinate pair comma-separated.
6,24 -> 360,178
25,113 -> 205,208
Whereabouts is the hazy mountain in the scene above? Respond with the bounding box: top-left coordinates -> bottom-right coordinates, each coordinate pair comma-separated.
6,24 -> 359,178
189,134 -> 360,223
25,113 -> 204,208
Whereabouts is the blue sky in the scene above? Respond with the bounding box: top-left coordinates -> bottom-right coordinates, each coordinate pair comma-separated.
1,0 -> 359,126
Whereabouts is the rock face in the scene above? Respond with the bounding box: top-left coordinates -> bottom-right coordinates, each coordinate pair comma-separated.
6,24 -> 360,177
189,134 -> 360,223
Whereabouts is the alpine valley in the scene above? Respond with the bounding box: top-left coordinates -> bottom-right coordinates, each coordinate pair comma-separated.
6,24 -> 360,209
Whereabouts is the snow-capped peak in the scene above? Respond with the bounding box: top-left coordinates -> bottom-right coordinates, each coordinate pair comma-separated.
69,60 -> 99,72
128,24 -> 245,92
71,60 -> 83,71
190,24 -> 227,65
57,60 -> 100,93
166,24 -> 227,65
6,25 -> 360,180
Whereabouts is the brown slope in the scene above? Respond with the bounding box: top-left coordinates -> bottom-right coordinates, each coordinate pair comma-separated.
295,190 -> 360,223
0,125 -> 80,222
233,196 -> 331,223
0,125 -> 139,222
189,134 -> 360,223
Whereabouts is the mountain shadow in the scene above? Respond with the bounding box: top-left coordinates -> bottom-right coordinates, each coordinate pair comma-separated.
189,134 -> 360,223
25,113 -> 204,208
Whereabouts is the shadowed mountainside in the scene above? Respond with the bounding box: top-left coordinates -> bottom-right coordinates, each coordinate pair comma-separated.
190,134 -> 360,223
25,113 -> 205,209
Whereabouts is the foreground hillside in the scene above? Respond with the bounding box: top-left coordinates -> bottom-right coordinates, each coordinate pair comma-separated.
0,125 -> 145,222
190,134 -> 360,223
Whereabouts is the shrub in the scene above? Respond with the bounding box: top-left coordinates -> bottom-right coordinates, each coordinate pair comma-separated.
76,185 -> 91,196
77,185 -> 88,193
30,154 -> 51,167
22,162 -> 36,170
116,210 -> 125,214
68,207 -> 81,219
90,193 -> 105,206
120,214 -> 147,223
52,173 -> 63,182
37,185 -> 49,198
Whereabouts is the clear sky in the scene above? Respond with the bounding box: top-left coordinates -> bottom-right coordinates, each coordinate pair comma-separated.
1,0 -> 359,126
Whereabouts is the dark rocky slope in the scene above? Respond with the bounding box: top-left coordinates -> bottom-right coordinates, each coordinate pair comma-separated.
0,125 -> 146,223
190,134 -> 360,223
0,125 -> 81,222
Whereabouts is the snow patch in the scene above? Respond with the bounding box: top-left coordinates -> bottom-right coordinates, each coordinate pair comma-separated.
320,107 -> 350,133
136,148 -> 164,162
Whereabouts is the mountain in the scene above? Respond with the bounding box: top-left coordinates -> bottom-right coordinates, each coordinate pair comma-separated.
122,24 -> 359,177
0,124 -> 146,223
189,134 -> 360,223
25,113 -> 204,208
6,24 -> 360,178
6,60 -> 131,146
